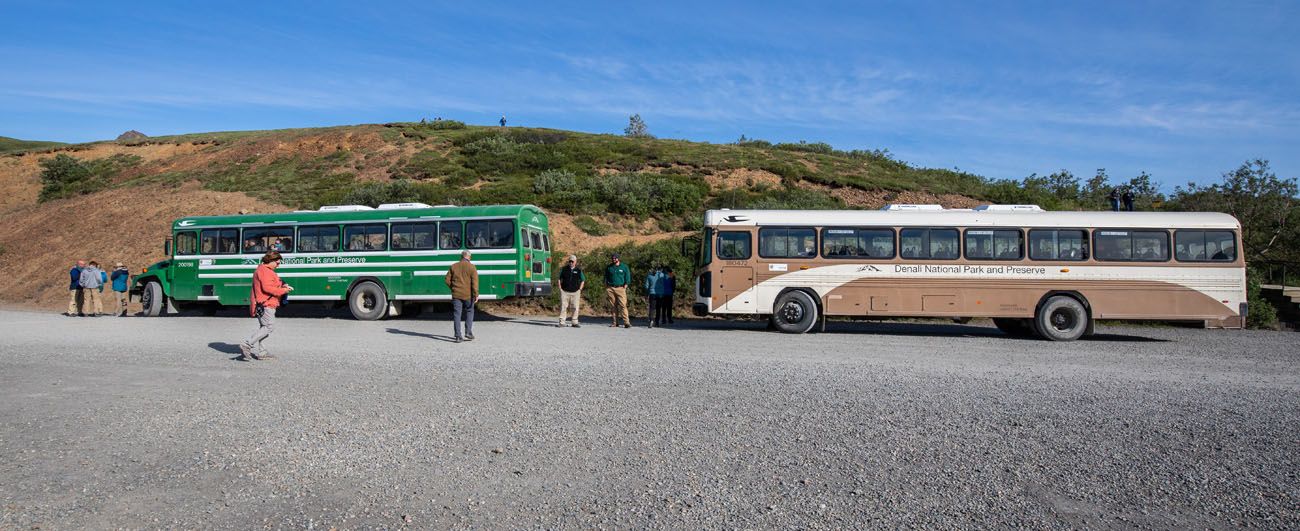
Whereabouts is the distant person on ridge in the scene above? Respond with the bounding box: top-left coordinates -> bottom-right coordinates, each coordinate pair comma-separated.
239,251 -> 292,362
604,253 -> 632,328
110,262 -> 130,317
66,260 -> 85,316
1122,188 -> 1135,212
557,254 -> 585,328
1109,188 -> 1121,212
445,250 -> 479,343
78,261 -> 105,316
499,115 -> 507,127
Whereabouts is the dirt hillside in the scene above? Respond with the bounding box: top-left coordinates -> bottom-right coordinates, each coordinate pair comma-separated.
0,182 -> 283,310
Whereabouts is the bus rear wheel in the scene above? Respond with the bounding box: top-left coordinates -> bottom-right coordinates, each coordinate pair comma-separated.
141,281 -> 164,317
771,290 -> 818,334
1035,296 -> 1089,341
348,281 -> 388,321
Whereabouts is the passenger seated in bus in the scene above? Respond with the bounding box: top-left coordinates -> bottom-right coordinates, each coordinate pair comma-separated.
441,232 -> 461,249
1214,241 -> 1234,260
348,235 -> 366,251
391,234 -> 409,249
367,234 -> 385,250
244,239 -> 262,253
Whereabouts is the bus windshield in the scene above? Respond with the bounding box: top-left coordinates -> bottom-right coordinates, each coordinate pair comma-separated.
699,227 -> 712,266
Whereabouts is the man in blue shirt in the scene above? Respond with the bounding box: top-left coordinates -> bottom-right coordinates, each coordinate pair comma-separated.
644,266 -> 665,328
110,263 -> 130,316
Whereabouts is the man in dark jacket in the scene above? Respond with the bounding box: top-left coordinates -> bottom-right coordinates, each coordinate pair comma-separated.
557,254 -> 585,327
67,260 -> 85,316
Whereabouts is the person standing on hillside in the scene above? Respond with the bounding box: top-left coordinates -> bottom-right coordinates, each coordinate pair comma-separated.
557,254 -> 585,328
239,251 -> 292,361
66,260 -> 85,316
644,265 -> 665,328
445,250 -> 479,343
110,263 -> 130,317
604,253 -> 632,328
499,115 -> 507,127
78,261 -> 105,316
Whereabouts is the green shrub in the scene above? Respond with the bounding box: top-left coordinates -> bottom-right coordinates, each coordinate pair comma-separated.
561,237 -> 695,314
38,153 -> 142,202
425,119 -> 466,130
392,150 -> 457,180
341,180 -> 425,206
774,141 -> 834,154
1246,267 -> 1280,329
572,215 -> 608,236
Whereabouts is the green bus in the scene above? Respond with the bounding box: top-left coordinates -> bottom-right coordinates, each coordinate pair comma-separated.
131,203 -> 553,320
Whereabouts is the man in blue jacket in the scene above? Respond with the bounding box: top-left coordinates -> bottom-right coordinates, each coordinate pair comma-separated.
644,265 -> 665,328
67,260 -> 85,316
110,262 -> 130,317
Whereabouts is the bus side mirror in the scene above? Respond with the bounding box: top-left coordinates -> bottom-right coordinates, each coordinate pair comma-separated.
680,236 -> 700,258
164,239 -> 171,256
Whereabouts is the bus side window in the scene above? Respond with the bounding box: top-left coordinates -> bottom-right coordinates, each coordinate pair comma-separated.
174,231 -> 197,255
717,231 -> 752,260
344,224 -> 387,251
1029,230 -> 1087,261
200,229 -> 239,255
439,221 -> 463,249
1176,230 -> 1236,262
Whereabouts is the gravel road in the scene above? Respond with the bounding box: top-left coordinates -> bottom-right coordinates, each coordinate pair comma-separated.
1,308 -> 1297,528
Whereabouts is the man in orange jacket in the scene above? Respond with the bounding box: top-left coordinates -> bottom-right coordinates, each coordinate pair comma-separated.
239,251 -> 293,361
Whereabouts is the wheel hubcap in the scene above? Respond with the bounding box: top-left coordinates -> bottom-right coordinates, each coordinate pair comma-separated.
780,301 -> 805,323
1050,309 -> 1075,331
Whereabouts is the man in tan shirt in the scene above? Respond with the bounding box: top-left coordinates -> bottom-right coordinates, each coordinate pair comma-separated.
444,250 -> 479,343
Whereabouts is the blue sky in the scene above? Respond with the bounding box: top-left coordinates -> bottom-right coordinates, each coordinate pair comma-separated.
1,1 -> 1296,187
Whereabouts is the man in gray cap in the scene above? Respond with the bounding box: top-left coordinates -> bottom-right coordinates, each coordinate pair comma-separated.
604,253 -> 632,328
557,254 -> 585,327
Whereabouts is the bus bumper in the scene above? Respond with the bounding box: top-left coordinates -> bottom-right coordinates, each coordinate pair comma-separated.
515,282 -> 552,297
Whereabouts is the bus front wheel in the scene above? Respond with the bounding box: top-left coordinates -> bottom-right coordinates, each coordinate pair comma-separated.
348,282 -> 388,321
771,290 -> 818,334
140,282 -> 164,317
1035,296 -> 1089,341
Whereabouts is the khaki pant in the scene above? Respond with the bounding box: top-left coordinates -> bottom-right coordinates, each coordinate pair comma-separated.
115,290 -> 128,316
558,290 -> 581,325
243,307 -> 276,356
68,288 -> 84,315
84,289 -> 104,315
605,286 -> 629,326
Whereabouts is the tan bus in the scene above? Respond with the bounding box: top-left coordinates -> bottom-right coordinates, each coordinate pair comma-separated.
686,205 -> 1246,340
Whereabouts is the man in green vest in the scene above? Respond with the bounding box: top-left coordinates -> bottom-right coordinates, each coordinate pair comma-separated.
604,253 -> 632,328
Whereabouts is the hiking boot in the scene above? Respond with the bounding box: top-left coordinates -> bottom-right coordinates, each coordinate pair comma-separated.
238,343 -> 254,361
465,335 -> 475,341
454,337 -> 463,343
257,353 -> 276,360
572,323 -> 581,328
621,324 -> 631,329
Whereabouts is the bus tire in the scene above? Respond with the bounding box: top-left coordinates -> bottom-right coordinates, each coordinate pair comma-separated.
992,318 -> 1034,337
1035,296 -> 1089,341
771,290 -> 818,334
348,281 -> 388,321
141,281 -> 164,317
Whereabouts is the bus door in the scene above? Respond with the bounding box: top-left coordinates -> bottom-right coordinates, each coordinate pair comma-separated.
715,231 -> 755,311
170,231 -> 200,300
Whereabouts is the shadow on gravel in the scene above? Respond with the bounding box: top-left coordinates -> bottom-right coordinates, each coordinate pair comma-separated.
206,342 -> 250,361
385,328 -> 459,342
